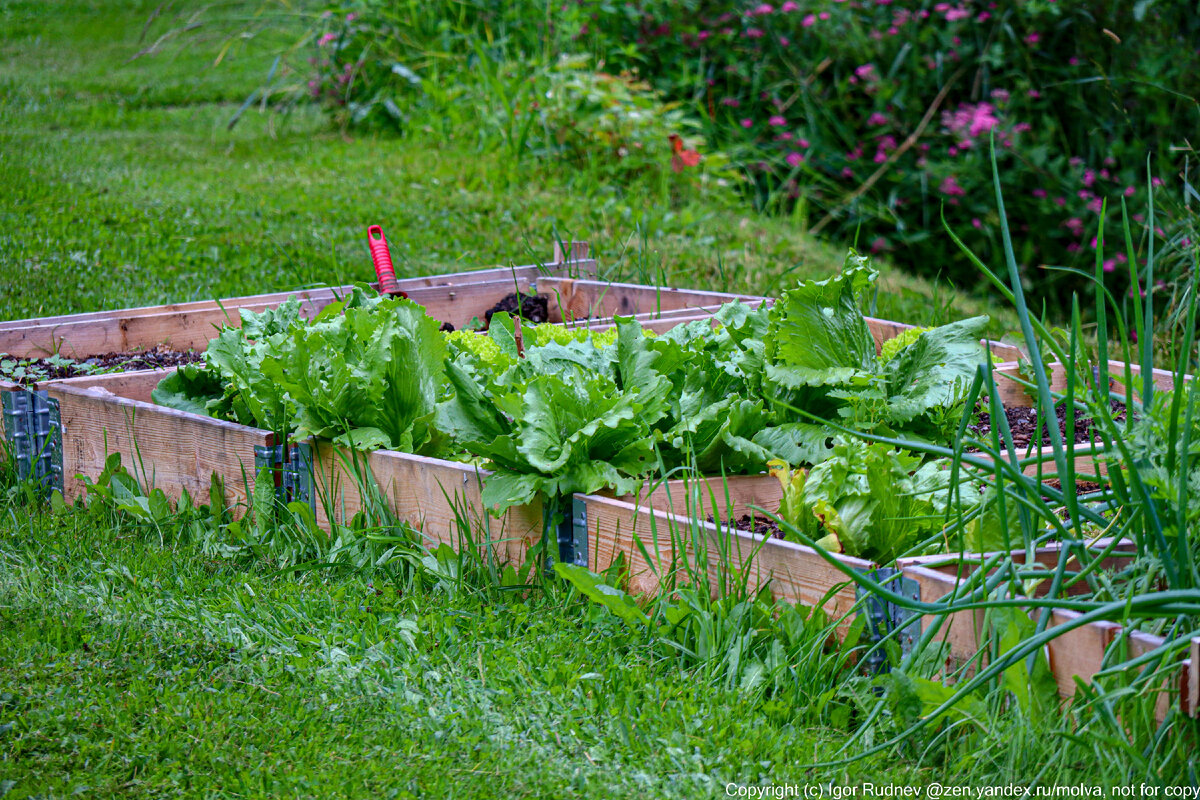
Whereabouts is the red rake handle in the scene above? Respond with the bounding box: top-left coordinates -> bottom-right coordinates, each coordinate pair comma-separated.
366,225 -> 404,296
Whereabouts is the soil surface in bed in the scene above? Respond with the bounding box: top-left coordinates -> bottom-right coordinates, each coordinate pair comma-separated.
967,401 -> 1126,451
1,346 -> 202,386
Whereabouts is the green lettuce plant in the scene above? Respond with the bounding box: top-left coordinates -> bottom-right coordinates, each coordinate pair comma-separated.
154,289 -> 448,454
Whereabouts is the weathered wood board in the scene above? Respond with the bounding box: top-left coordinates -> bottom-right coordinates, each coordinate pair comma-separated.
0,253 -> 597,358
306,442 -> 543,566
46,380 -> 272,511
0,254 -> 597,333
579,493 -> 869,621
899,564 -> 1193,721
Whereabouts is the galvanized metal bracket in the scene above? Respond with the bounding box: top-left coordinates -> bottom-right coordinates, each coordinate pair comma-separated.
556,495 -> 589,568
253,441 -> 314,512
2,389 -> 62,497
855,566 -> 922,672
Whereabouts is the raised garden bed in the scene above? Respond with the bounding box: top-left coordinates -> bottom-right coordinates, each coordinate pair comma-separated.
8,249 -> 1195,725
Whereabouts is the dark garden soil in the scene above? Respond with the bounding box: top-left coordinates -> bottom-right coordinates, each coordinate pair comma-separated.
723,513 -> 785,540
0,345 -> 202,386
967,401 -> 1126,452
483,292 -> 550,328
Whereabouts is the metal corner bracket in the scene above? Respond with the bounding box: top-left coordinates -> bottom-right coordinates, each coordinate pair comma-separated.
2,389 -> 62,498
854,566 -> 922,672
550,495 -> 589,569
253,441 -> 314,511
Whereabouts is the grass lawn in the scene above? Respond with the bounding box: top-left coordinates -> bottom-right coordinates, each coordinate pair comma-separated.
0,1 -> 1170,797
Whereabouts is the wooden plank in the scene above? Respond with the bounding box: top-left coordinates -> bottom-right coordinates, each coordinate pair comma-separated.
1,277 -> 543,359
306,442 -> 543,565
899,565 -> 989,663
993,359 -> 1191,409
33,368 -> 170,403
605,473 -> 782,524
539,277 -> 764,323
0,257 -> 597,333
46,382 -> 271,510
1190,638 -> 1200,716
1042,609 -> 1122,699
580,494 -> 868,619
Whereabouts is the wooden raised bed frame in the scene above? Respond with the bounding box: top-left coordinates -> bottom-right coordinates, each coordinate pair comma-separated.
12,251 -> 1193,721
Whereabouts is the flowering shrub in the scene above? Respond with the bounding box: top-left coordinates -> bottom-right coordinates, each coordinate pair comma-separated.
581,0 -> 1200,294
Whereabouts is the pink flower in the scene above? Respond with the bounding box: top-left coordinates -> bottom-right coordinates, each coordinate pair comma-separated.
1152,177 -> 1164,187
317,32 -> 337,47
776,132 -> 794,141
1064,218 -> 1084,235
798,138 -> 810,148
942,102 -> 1000,139
698,30 -> 712,40
939,175 -> 966,196
1025,32 -> 1040,45
346,12 -> 357,22
751,3 -> 775,14
842,166 -> 854,178
873,150 -> 888,163
990,89 -> 1010,103
1032,188 -> 1047,199
971,218 -> 982,229
819,11 -> 830,19
1069,157 -> 1083,168
781,0 -> 800,10
1028,89 -> 1041,99
1102,258 -> 1116,272
1124,186 -> 1136,197
308,79 -> 320,98
768,115 -> 787,126
1083,170 -> 1096,187
720,97 -> 740,107
948,146 -> 958,157
846,147 -> 863,161
855,63 -> 877,81
786,151 -> 804,167
1087,198 -> 1103,214
802,14 -> 816,26
779,36 -> 790,45
745,27 -> 765,38
741,118 -> 754,128
878,135 -> 897,152
867,112 -> 889,126
1069,57 -> 1080,66
946,7 -> 970,21
870,237 -> 889,253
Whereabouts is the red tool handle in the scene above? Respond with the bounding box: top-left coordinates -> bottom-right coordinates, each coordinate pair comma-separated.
367,225 -> 405,297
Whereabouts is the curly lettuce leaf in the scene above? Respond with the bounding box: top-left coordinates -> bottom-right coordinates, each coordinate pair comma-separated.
764,252 -> 877,389
883,316 -> 989,423
259,296 -> 447,454
150,363 -> 225,417
779,438 -> 952,563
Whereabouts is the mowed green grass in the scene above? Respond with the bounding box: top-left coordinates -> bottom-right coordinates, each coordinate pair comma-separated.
2,506 -> 914,798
